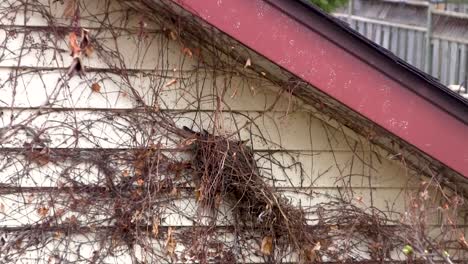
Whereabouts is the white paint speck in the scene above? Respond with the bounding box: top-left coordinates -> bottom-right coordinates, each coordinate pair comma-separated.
327,69 -> 336,88
255,0 -> 270,18
388,118 -> 409,131
382,100 -> 391,113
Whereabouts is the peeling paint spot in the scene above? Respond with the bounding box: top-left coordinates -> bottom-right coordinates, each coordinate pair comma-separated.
388,118 -> 409,131
200,12 -> 211,20
255,0 -> 270,18
379,85 -> 391,96
382,100 -> 391,113
357,94 -> 369,111
278,56 -> 292,66
343,80 -> 352,90
327,69 -> 336,88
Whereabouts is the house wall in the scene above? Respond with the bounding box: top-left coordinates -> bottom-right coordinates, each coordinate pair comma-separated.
0,0 -> 466,262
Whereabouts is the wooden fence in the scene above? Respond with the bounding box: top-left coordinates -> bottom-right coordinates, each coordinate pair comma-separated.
430,0 -> 468,13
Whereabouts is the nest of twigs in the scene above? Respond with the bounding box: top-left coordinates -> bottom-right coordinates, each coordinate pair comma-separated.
186,127 -> 321,261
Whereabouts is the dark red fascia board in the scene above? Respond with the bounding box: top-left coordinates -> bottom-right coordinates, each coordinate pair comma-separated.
173,0 -> 468,177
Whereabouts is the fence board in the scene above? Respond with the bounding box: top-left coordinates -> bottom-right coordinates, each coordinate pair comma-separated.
374,24 -> 382,45
390,27 -> 399,54
357,20 -> 366,35
460,44 -> 467,85
382,25 -> 391,49
441,40 -> 450,84
397,29 -> 407,59
449,42 -> 459,85
407,30 -> 416,65
366,22 -> 374,40
432,39 -> 440,79
415,31 -> 425,69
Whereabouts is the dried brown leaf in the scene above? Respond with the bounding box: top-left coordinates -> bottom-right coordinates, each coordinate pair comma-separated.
215,194 -> 222,208
37,206 -> 49,217
261,236 -> 273,256
67,215 -> 78,225
165,227 -> 177,257
84,45 -> 94,57
169,31 -> 177,41
180,138 -> 196,147
63,0 -> 77,18
135,168 -> 142,177
304,242 -> 321,261
165,79 -> 177,87
69,32 -> 81,57
182,47 -> 193,57
152,218 -> 160,237
28,149 -> 50,166
91,83 -> 101,93
459,234 -> 468,249
152,104 -> 160,112
136,178 -> 144,186
170,187 -> 178,197
54,231 -> 63,239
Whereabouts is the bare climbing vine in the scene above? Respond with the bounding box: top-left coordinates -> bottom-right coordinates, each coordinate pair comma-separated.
0,0 -> 466,263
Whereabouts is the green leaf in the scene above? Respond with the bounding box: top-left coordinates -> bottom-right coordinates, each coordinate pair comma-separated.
308,0 -> 348,12
402,245 -> 413,255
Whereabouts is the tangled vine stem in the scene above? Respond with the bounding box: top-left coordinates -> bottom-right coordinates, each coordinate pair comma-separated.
0,0 -> 466,263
